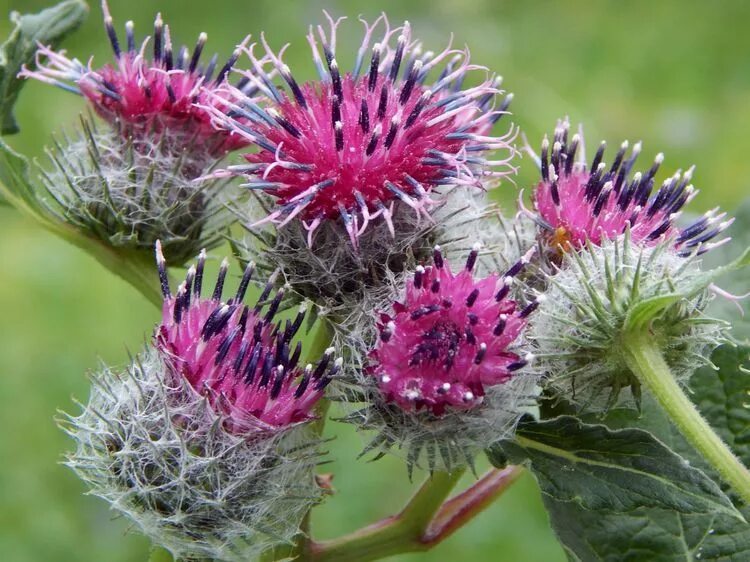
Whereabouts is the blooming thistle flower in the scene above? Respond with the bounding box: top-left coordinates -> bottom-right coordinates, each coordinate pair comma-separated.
19,0 -> 254,159
344,246 -> 540,473
529,234 -> 728,412
524,119 -> 733,257
17,2 -> 265,268
59,244 -> 339,561
206,13 -> 516,247
154,241 -> 341,430
370,244 -> 536,414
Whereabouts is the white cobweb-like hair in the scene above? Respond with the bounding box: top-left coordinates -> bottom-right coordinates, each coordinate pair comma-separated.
528,236 -> 728,413
340,367 -> 540,476
234,186 -> 538,325
59,348 -> 324,562
39,116 -> 238,266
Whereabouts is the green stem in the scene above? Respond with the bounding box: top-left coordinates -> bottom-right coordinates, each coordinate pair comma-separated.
622,330 -> 750,505
422,466 -> 524,545
309,469 -> 465,562
305,319 -> 334,436
272,319 -> 334,562
147,546 -> 172,562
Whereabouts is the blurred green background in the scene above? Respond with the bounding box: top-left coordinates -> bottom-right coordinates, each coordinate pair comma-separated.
1,1 -> 748,561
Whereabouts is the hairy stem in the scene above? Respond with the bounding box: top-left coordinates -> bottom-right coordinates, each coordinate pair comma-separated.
622,330 -> 750,505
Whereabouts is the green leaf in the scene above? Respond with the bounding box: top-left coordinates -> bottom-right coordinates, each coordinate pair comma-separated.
522,345 -> 750,561
624,293 -> 684,331
690,344 -> 750,489
621,199 -> 750,334
0,0 -> 88,135
546,501 -> 750,562
487,416 -> 739,518
623,249 -> 750,334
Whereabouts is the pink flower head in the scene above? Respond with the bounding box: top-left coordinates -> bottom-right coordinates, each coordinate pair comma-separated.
527,119 -> 733,256
206,13 -> 516,247
154,242 -> 340,431
368,245 -> 538,416
20,1 -> 254,158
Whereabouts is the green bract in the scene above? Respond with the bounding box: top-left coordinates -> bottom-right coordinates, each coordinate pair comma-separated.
529,234 -> 742,411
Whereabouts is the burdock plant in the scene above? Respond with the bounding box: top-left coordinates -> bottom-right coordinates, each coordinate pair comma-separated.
2,3 -> 750,562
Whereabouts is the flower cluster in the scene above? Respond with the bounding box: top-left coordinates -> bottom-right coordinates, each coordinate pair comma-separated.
526,119 -> 732,257
24,4 -> 746,559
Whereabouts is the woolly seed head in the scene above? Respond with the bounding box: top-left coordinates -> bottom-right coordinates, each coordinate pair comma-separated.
61,348 -> 325,562
155,242 -> 341,430
529,236 -> 727,412
209,13 -> 516,246
343,246 -> 540,473
39,117 -> 233,265
20,0 -> 255,160
525,118 -> 733,257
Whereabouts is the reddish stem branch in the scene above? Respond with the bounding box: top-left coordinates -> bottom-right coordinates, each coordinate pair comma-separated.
422,465 -> 524,546
306,465 -> 524,561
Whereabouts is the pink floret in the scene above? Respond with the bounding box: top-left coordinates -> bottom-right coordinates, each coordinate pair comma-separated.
20,1 -> 253,158
153,243 -> 338,431
369,246 -> 537,416
528,119 -> 733,256
207,14 -> 516,246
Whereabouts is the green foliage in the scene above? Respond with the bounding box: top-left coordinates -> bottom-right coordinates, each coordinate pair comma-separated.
495,343 -> 750,562
691,345 -> 750,466
492,203 -> 750,560
487,416 -> 739,518
0,0 -> 87,135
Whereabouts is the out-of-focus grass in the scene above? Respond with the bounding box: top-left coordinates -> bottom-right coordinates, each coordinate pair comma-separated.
0,1 -> 748,561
